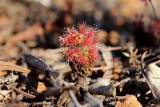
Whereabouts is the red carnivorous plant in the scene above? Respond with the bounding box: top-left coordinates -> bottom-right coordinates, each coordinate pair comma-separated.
60,23 -> 100,77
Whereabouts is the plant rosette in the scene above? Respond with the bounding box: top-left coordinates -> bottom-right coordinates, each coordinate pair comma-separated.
60,23 -> 100,76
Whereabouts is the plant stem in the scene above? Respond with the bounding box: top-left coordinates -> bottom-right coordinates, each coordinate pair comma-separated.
148,0 -> 158,21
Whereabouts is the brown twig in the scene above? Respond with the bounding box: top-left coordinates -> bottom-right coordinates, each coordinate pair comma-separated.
62,80 -> 88,107
5,23 -> 44,49
113,78 -> 131,87
91,66 -> 122,71
31,102 -> 54,106
136,60 -> 158,103
12,87 -> 36,99
0,61 -> 30,73
148,0 -> 158,21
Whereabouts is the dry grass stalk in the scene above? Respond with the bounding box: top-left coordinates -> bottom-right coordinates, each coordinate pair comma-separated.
0,61 -> 30,73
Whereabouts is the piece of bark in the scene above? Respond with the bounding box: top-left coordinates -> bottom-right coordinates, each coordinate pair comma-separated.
0,70 -> 7,77
24,54 -> 49,74
145,60 -> 160,103
115,95 -> 142,107
89,84 -> 114,97
36,82 -> 47,92
89,78 -> 115,97
83,92 -> 103,107
42,87 -> 63,97
24,54 -> 62,79
0,90 -> 11,101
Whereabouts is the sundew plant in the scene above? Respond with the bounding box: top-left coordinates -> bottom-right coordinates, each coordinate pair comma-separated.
60,23 -> 100,74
